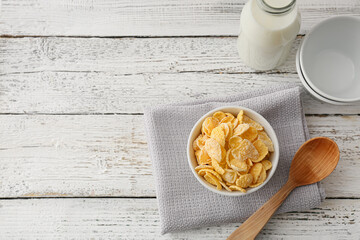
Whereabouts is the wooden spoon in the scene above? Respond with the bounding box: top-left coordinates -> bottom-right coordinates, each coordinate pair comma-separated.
227,137 -> 340,240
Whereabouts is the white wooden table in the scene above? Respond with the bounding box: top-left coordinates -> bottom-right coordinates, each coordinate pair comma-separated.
0,0 -> 359,239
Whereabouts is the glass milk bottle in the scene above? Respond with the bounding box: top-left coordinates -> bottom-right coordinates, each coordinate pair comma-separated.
237,0 -> 301,70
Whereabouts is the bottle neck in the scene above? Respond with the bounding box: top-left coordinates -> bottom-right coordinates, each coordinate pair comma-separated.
256,0 -> 296,15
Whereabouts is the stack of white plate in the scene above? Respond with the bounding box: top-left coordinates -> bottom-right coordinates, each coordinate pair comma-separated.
296,16 -> 360,105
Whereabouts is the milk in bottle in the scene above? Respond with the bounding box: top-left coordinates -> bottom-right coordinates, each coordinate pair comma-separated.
238,0 -> 301,70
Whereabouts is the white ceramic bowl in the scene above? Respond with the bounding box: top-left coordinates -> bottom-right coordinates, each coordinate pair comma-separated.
187,106 -> 279,196
300,16 -> 360,103
296,45 -> 349,105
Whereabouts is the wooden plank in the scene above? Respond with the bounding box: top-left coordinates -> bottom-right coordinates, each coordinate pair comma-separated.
1,37 -> 359,114
0,115 -> 153,198
0,0 -> 359,36
0,114 -> 359,198
0,198 -> 358,239
0,37 -> 300,75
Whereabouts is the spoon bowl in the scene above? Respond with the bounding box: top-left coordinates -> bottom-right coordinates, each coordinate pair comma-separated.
228,137 -> 340,240
289,137 -> 340,186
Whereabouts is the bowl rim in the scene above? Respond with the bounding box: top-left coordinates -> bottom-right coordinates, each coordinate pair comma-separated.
296,45 -> 350,105
187,106 -> 280,196
299,15 -> 360,103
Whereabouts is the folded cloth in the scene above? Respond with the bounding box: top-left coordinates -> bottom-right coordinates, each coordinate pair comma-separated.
144,84 -> 325,234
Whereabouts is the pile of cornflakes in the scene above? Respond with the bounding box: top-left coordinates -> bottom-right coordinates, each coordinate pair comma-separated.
193,110 -> 274,192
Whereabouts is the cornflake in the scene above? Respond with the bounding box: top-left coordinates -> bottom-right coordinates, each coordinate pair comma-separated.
193,110 -> 274,192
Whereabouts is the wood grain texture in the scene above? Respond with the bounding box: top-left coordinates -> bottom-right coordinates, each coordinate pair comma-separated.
1,37 -> 360,114
0,114 -> 358,198
0,198 -> 358,239
0,37 -> 299,74
0,0 -> 359,36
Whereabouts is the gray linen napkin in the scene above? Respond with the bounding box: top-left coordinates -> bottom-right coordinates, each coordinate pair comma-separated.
144,84 -> 325,234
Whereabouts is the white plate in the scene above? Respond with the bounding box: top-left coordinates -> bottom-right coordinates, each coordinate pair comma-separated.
300,16 -> 360,103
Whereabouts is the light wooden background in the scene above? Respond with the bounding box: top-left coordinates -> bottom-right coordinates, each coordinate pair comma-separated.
0,0 -> 360,239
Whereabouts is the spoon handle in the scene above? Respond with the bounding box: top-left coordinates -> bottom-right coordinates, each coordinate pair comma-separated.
227,180 -> 296,240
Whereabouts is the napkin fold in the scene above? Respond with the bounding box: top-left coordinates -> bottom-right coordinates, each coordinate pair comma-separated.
144,84 -> 325,234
